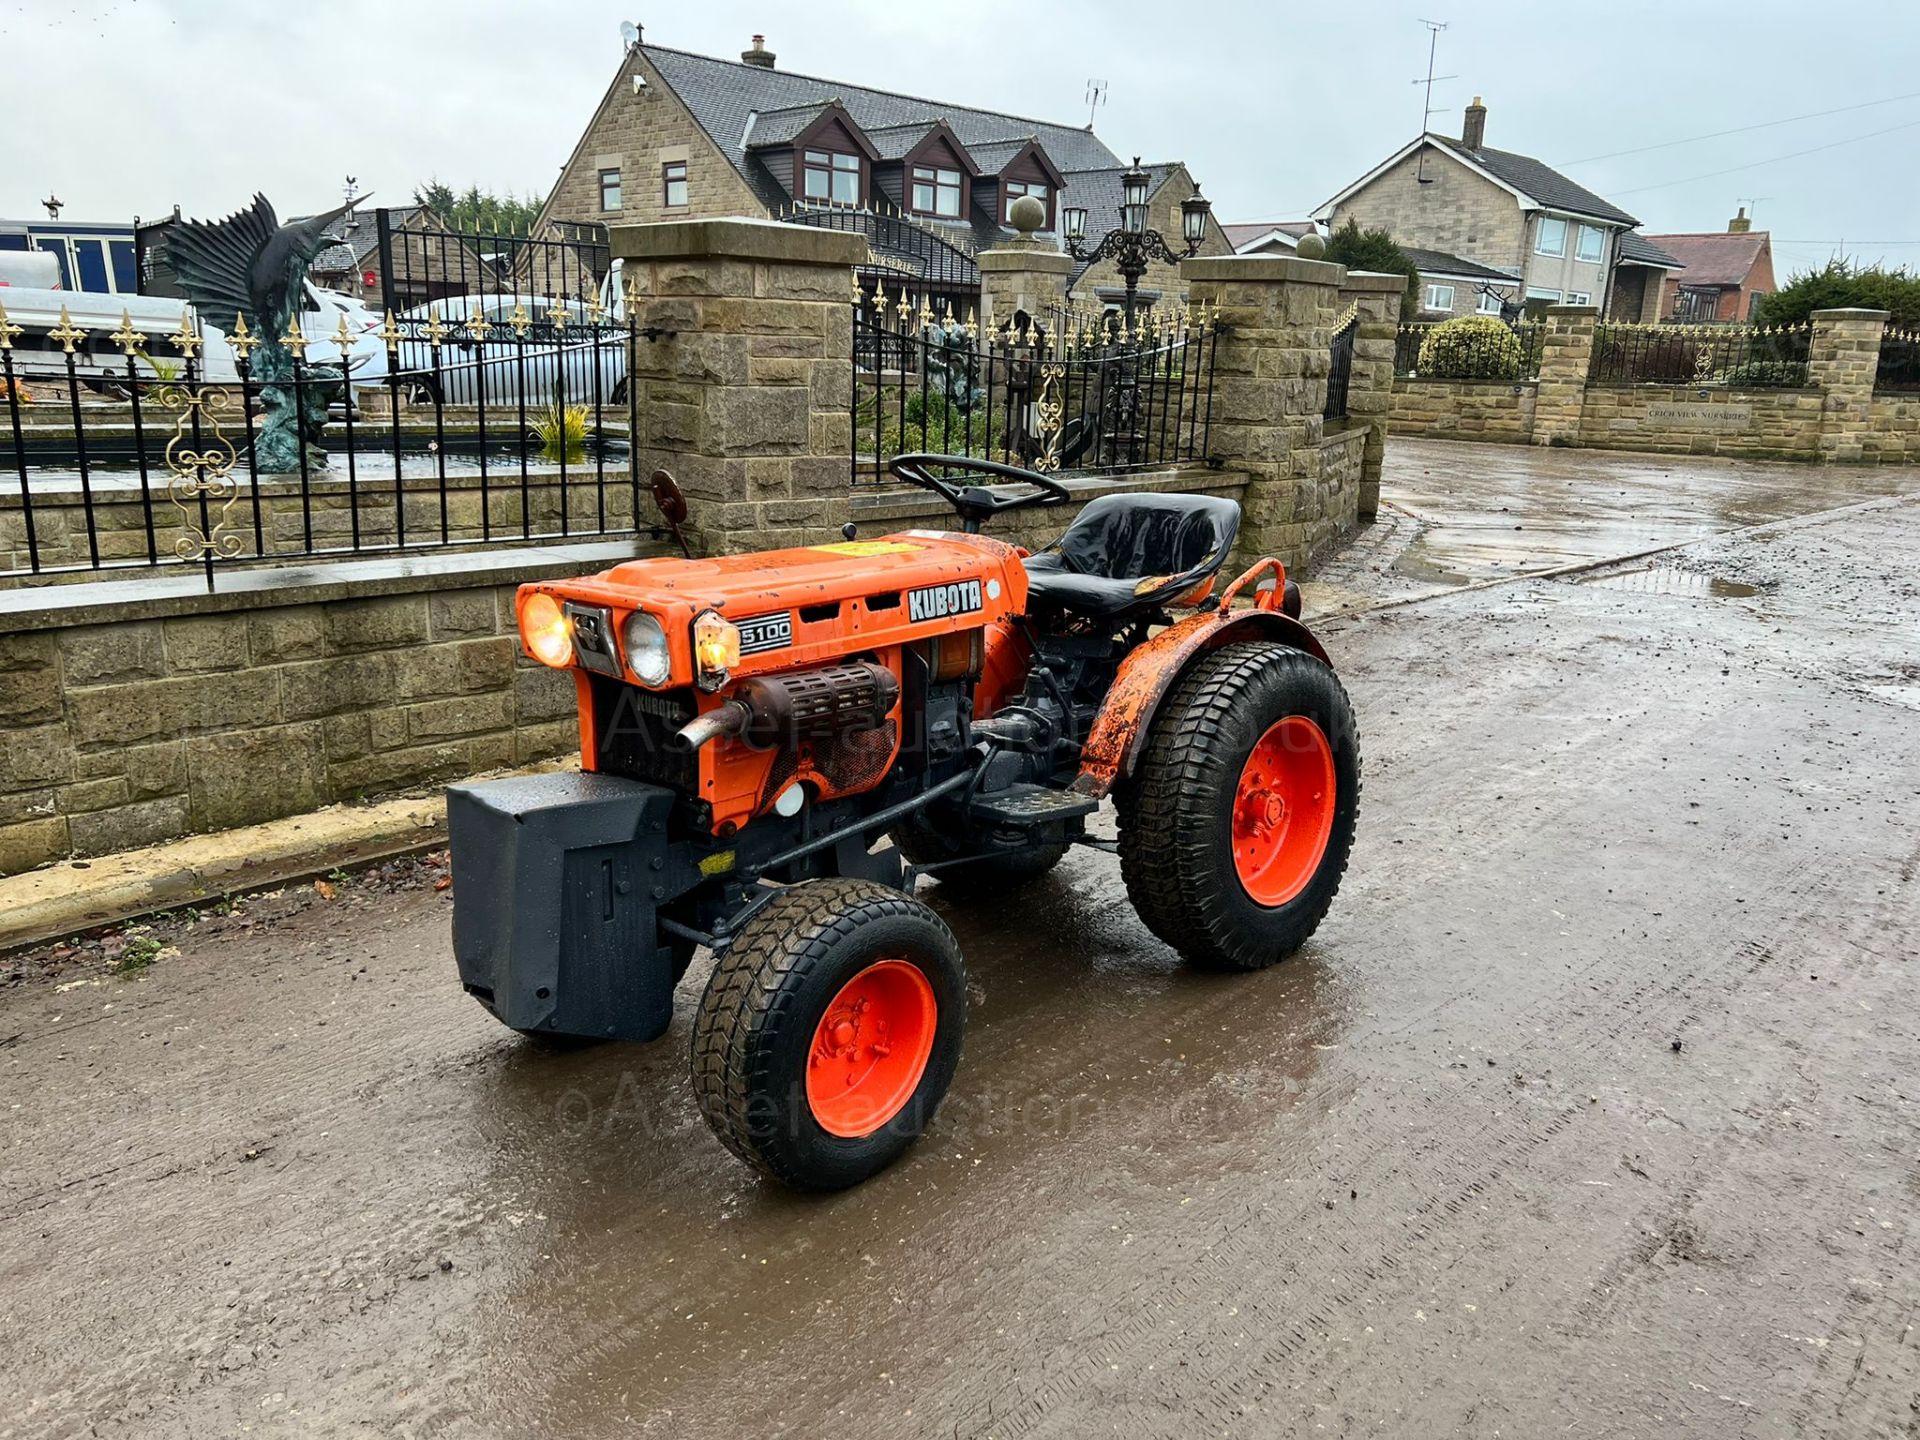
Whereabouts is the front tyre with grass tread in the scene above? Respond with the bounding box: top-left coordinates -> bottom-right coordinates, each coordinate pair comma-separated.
691,878 -> 966,1190
1118,642 -> 1360,971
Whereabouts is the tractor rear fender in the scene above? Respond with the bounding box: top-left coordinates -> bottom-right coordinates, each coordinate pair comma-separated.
1071,607 -> 1329,800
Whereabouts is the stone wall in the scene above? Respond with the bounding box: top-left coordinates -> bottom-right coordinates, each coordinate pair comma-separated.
614,219 -> 864,554
1863,393 -> 1920,464
0,544 -> 642,876
1389,306 -> 1909,463
1390,379 -> 1536,443
610,221 -> 1392,575
1180,254 -> 1372,568
1576,386 -> 1823,459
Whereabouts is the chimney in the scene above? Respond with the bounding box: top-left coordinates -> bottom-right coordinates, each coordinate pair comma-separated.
1728,206 -> 1751,233
1461,96 -> 1487,150
741,34 -> 775,68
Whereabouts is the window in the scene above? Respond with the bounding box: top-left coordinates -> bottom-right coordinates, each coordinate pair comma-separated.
662,161 -> 688,208
1535,216 -> 1567,257
109,238 -> 138,293
1576,224 -> 1604,263
1424,283 -> 1456,311
1675,287 -> 1721,322
803,149 -> 861,205
1566,290 -> 1591,305
1477,290 -> 1504,314
1003,179 -> 1049,224
1526,287 -> 1562,302
599,168 -> 622,211
911,164 -> 963,218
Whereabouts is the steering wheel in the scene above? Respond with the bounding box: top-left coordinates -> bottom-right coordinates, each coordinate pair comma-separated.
888,453 -> 1073,533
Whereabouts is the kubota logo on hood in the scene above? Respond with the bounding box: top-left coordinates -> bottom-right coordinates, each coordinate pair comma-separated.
908,579 -> 983,624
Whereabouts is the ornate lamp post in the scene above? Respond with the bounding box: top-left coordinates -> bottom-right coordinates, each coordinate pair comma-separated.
1061,158 -> 1212,327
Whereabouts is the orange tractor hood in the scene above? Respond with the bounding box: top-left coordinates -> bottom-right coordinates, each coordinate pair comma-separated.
518,531 -> 1032,687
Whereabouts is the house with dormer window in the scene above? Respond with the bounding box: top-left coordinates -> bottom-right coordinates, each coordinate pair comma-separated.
534,31 -> 1223,307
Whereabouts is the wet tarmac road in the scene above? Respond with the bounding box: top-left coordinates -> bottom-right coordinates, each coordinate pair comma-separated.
5,443 -> 1920,1437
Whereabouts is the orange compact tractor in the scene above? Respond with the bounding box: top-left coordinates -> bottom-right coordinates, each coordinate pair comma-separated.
448,456 -> 1360,1189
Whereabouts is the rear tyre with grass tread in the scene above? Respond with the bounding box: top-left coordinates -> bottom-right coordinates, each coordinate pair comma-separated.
1117,642 -> 1360,971
691,878 -> 966,1190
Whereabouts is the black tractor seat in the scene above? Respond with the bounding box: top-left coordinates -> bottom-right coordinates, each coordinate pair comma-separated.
1022,492 -> 1241,622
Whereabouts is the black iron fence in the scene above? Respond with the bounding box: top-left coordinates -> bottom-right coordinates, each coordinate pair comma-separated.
850,282 -> 1222,486
1589,322 -> 1811,388
0,291 -> 665,590
1393,319 -> 1545,380
785,204 -> 981,325
1874,327 -> 1920,393
374,209 -> 611,315
1324,306 -> 1358,421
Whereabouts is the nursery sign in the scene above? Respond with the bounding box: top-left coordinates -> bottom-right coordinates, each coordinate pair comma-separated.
1647,402 -> 1753,432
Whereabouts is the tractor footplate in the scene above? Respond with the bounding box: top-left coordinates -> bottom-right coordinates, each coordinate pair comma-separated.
966,784 -> 1100,827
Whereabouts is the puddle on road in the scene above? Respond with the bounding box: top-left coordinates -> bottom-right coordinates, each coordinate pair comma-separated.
1579,565 -> 1761,599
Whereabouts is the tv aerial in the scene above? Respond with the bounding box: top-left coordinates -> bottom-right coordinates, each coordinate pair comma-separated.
620,19 -> 641,50
1085,78 -> 1107,129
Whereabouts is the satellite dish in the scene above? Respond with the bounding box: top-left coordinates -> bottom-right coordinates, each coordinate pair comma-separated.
619,19 -> 640,47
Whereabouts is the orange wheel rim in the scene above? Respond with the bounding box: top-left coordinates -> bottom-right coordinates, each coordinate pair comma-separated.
1231,715 -> 1336,907
805,959 -> 939,1138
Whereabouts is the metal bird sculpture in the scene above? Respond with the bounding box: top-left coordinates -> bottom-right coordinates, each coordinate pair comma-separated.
163,193 -> 361,472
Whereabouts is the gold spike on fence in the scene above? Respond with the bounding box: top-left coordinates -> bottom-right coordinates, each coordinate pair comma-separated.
47,306 -> 87,355
110,309 -> 147,357
0,301 -> 21,351
169,313 -> 203,360
227,313 -> 258,364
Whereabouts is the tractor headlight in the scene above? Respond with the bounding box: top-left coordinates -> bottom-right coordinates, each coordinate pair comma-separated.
692,609 -> 740,692
520,592 -> 573,668
622,610 -> 671,687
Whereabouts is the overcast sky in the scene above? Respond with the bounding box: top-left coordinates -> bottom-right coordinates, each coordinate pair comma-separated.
6,0 -> 1919,276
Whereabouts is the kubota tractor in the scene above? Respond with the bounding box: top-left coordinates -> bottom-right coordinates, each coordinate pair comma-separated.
448,455 -> 1360,1190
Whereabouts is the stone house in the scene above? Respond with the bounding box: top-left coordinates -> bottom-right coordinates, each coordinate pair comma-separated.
1648,212 -> 1777,322
1314,97 -> 1677,318
535,30 -> 1228,311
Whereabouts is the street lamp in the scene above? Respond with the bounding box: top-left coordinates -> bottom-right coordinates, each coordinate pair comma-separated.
1062,158 -> 1211,326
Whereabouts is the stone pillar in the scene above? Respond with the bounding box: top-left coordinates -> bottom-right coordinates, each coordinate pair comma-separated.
1180,254 -> 1346,570
1809,307 -> 1888,464
1532,304 -> 1598,447
976,242 -> 1074,335
610,218 -> 868,554
1336,270 -> 1407,520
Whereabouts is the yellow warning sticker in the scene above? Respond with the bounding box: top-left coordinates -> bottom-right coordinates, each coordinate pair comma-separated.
698,850 -> 737,877
808,540 -> 924,556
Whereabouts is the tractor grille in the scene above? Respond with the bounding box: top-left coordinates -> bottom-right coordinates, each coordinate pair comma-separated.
814,721 -> 898,794
591,676 -> 698,793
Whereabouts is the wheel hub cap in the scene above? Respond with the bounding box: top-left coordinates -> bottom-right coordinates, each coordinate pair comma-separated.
1231,715 -> 1336,907
806,959 -> 938,1138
